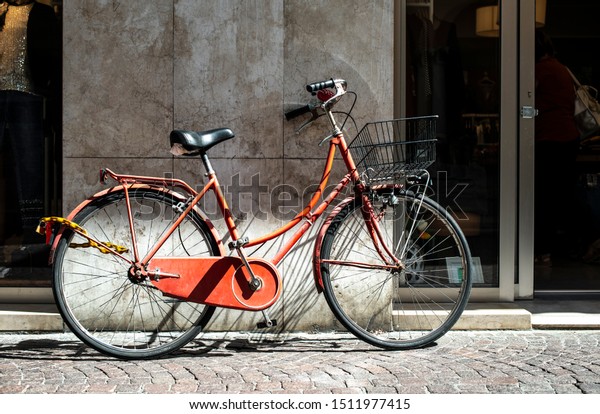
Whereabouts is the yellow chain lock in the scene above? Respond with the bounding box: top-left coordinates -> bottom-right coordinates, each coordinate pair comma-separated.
37,217 -> 129,254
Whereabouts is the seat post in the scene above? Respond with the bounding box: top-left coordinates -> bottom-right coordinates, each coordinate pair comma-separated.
200,152 -> 215,175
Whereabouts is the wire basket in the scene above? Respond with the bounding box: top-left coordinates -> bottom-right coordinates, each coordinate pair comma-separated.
348,115 -> 437,183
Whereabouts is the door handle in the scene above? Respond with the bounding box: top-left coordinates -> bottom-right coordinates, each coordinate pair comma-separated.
521,106 -> 538,119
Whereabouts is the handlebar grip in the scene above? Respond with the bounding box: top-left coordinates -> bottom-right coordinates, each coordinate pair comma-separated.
284,105 -> 311,121
306,79 -> 335,94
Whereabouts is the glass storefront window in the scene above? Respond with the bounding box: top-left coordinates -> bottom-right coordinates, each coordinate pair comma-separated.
0,0 -> 61,288
405,0 -> 500,287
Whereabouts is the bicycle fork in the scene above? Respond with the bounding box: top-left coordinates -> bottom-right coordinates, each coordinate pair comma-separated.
360,194 -> 405,271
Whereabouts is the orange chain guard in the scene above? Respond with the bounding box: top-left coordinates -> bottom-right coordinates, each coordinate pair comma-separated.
148,256 -> 281,311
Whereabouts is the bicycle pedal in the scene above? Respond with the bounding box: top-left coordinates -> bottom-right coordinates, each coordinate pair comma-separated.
256,319 -> 278,329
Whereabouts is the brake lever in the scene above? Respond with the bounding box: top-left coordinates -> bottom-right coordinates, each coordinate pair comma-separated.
321,80 -> 347,110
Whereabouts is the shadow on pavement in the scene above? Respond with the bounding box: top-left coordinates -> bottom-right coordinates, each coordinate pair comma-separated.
0,334 -> 437,361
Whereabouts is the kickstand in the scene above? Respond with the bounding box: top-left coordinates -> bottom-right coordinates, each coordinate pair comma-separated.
257,310 -> 277,329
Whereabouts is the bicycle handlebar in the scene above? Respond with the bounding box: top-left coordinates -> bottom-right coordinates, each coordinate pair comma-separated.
306,79 -> 336,94
285,78 -> 348,132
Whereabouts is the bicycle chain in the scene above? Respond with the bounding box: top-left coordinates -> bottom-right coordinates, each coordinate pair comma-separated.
37,216 -> 129,254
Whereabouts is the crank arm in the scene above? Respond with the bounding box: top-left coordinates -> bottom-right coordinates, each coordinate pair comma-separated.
147,270 -> 181,281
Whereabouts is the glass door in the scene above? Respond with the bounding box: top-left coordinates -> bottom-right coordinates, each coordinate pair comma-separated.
529,0 -> 600,295
397,0 -> 529,301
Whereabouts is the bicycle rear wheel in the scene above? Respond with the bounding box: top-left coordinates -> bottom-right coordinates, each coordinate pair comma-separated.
52,188 -> 220,359
318,189 -> 472,349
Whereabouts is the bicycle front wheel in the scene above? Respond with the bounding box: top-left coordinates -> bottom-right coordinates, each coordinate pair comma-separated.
52,188 -> 220,359
318,189 -> 472,349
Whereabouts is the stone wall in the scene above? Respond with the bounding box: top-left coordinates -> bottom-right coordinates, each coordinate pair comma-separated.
62,0 -> 394,331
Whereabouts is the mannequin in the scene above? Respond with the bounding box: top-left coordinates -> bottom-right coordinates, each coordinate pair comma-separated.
0,0 -> 59,244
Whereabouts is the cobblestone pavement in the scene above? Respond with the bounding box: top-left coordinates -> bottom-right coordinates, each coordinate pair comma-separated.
0,330 -> 599,394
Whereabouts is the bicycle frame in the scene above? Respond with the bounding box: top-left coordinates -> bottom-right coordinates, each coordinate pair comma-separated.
100,133 -> 365,269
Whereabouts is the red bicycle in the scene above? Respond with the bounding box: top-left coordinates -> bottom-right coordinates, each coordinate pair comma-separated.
40,78 -> 473,359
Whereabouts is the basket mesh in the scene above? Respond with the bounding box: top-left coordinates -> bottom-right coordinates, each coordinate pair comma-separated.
348,116 -> 437,183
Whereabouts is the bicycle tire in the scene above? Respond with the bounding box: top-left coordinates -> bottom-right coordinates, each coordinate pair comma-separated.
318,188 -> 472,349
52,188 -> 220,359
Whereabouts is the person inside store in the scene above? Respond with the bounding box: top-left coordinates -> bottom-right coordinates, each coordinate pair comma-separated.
534,29 -> 580,267
0,0 -> 60,245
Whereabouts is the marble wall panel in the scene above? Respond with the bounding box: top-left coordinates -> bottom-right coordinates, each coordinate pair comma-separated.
173,0 -> 284,159
283,0 -> 395,159
63,0 -> 174,159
